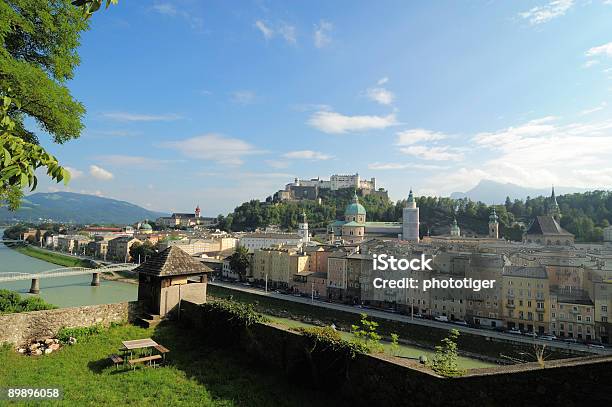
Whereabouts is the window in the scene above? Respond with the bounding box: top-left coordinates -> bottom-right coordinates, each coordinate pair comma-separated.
528,301 -> 532,308
602,316 -> 608,322
603,305 -> 608,312
577,315 -> 582,322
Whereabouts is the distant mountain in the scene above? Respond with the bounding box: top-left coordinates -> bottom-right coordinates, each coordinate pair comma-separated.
0,192 -> 167,225
450,180 -> 591,204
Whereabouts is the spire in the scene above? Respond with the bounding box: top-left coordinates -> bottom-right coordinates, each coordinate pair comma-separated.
489,207 -> 498,223
353,191 -> 359,203
301,210 -> 307,223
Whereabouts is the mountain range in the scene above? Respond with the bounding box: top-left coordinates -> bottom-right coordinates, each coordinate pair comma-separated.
0,192 -> 166,225
450,180 -> 591,204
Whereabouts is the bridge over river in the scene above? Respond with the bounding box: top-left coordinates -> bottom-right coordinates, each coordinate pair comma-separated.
0,263 -> 139,293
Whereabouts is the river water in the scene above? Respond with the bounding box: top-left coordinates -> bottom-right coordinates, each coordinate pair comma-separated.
0,230 -> 137,307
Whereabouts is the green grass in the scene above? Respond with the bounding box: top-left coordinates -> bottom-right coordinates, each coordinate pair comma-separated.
13,245 -> 91,268
0,322 -> 341,407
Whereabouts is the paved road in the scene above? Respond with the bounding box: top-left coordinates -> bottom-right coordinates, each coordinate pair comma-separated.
210,281 -> 612,356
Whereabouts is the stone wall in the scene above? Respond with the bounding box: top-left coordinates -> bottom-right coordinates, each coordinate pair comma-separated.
0,301 -> 142,346
180,300 -> 610,406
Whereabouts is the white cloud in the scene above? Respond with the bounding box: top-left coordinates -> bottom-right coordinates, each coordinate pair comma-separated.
583,60 -> 600,68
89,165 -> 114,181
254,20 -> 274,40
95,155 -> 175,169
64,167 -> 83,179
160,133 -> 261,166
586,42 -> 612,58
399,145 -> 464,161
377,77 -> 389,85
367,162 -> 448,170
102,112 -> 182,122
265,159 -> 290,169
279,23 -> 297,44
308,110 -> 398,134
152,2 -> 203,30
365,87 -> 395,105
396,129 -> 448,145
230,90 -> 256,105
314,20 -> 333,48
152,3 -> 177,16
519,0 -> 574,25
283,150 -> 333,160
580,102 -> 607,115
462,116 -> 612,189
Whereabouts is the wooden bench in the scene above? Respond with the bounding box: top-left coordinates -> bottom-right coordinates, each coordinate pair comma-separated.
127,354 -> 162,370
109,354 -> 124,369
154,344 -> 170,364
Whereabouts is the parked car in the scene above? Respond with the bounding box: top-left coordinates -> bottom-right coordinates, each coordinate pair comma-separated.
413,313 -> 423,319
539,335 -> 557,341
434,315 -> 449,322
507,328 -> 522,335
452,320 -> 468,326
563,338 -> 578,343
588,343 -> 605,349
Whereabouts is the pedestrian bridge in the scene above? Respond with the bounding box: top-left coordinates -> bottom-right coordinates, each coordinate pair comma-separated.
0,263 -> 139,293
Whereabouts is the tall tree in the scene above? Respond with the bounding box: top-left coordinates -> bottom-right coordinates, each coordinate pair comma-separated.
0,0 -> 89,208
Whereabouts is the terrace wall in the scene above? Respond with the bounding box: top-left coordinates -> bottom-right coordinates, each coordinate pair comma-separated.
180,300 -> 610,406
0,301 -> 142,345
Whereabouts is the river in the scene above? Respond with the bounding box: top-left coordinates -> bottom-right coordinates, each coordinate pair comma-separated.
0,230 -> 137,307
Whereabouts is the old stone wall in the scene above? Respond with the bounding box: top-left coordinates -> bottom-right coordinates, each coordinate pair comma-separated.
181,300 -> 610,406
0,301 -> 142,345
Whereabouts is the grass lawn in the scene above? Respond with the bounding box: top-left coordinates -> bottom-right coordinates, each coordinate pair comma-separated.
0,322 -> 341,407
13,245 -> 91,268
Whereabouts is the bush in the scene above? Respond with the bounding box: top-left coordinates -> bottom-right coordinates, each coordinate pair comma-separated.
351,313 -> 384,353
196,299 -> 268,346
429,329 -> 466,377
294,326 -> 368,390
0,289 -> 56,314
57,325 -> 102,344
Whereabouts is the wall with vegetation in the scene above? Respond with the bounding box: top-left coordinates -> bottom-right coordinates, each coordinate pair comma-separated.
0,301 -> 142,346
180,300 -> 609,406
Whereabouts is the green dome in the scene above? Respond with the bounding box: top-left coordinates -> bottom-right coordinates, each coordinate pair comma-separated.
140,222 -> 152,230
345,193 -> 366,216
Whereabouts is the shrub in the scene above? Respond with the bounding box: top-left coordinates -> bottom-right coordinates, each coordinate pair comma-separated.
196,299 -> 268,346
350,313 -> 384,353
0,289 -> 56,314
429,329 -> 466,377
57,325 -> 102,344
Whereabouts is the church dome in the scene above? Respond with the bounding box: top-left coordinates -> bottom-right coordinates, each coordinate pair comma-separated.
345,193 -> 366,216
139,222 -> 152,230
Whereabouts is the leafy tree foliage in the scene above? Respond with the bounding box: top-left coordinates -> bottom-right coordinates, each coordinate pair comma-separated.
228,245 -> 250,281
0,1 -> 89,208
129,240 -> 157,263
0,289 -> 56,313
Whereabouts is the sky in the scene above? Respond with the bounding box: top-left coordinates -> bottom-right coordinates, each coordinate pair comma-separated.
33,0 -> 612,215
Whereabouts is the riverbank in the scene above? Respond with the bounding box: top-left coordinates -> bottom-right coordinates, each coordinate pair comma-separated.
10,245 -> 93,269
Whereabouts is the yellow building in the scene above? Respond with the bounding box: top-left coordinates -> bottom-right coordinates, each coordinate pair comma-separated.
501,265 -> 550,334
251,246 -> 309,289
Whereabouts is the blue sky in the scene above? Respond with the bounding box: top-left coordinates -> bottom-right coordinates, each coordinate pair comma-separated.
34,0 -> 612,215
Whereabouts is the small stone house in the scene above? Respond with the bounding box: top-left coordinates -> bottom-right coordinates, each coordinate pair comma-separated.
135,246 -> 212,317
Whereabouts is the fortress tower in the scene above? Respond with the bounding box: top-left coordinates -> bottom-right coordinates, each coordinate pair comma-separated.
402,189 -> 419,242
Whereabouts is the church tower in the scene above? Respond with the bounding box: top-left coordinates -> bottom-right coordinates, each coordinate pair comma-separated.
195,205 -> 201,218
298,211 -> 309,242
402,189 -> 419,242
488,207 -> 499,239
450,218 -> 461,237
549,186 -> 561,222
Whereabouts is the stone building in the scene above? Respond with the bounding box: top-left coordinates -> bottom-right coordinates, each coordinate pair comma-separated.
551,287 -> 595,341
135,246 -> 211,317
501,265 -> 550,334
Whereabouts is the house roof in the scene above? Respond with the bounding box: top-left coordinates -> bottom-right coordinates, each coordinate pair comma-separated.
135,246 -> 212,276
525,215 -> 573,236
343,221 -> 366,227
503,265 -> 548,279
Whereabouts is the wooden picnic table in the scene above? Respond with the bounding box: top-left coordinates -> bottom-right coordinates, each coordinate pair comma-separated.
117,338 -> 170,370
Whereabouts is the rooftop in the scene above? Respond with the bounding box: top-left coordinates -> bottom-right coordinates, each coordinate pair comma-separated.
135,246 -> 212,276
525,215 -> 573,236
502,265 -> 548,279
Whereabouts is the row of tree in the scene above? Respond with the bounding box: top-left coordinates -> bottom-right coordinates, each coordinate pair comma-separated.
215,189 -> 612,242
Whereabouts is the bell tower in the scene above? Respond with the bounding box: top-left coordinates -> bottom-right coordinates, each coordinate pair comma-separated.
298,211 -> 309,242
488,208 -> 499,239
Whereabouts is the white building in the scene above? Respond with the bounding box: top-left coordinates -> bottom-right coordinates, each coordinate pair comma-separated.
402,190 -> 419,242
239,232 -> 304,252
289,173 -> 376,192
298,212 -> 309,243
